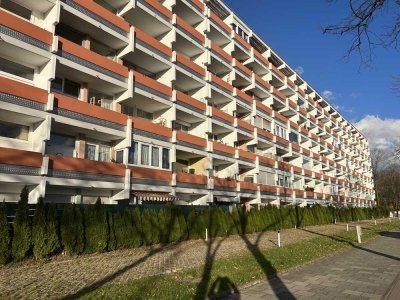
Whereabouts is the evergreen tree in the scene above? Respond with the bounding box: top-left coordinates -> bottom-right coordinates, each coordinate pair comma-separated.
45,203 -> 60,256
187,208 -> 199,240
132,208 -> 143,247
12,186 -> 31,261
178,211 -> 187,241
107,211 -> 117,251
84,198 -> 108,253
0,202 -> 10,264
60,204 -> 84,255
149,210 -> 160,244
141,209 -> 152,245
32,197 -> 47,259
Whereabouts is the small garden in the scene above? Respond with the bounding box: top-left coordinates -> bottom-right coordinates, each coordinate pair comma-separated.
0,186 -> 389,264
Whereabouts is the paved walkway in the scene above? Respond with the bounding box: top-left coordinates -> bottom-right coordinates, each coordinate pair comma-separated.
227,229 -> 400,300
0,223 -> 351,299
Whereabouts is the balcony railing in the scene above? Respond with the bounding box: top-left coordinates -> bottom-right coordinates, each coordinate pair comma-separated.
0,76 -> 48,111
210,74 -> 233,94
175,16 -> 205,45
212,141 -> 235,157
0,9 -> 52,50
175,90 -> 206,113
210,42 -> 232,64
257,128 -> 273,144
255,101 -> 272,117
132,117 -> 172,141
237,119 -> 254,135
260,184 -> 278,194
238,149 -> 256,163
0,147 -> 42,176
176,172 -> 208,186
213,177 -> 237,189
140,0 -> 172,21
258,155 -> 275,168
57,37 -> 129,82
175,52 -> 205,78
61,0 -> 130,36
233,33 -> 251,52
135,28 -> 172,59
212,107 -> 234,125
240,181 -> 258,191
130,165 -> 172,182
209,11 -> 231,35
234,88 -> 253,107
133,71 -> 172,100
176,131 -> 207,150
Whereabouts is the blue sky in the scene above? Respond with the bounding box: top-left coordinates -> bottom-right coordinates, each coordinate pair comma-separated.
224,0 -> 400,147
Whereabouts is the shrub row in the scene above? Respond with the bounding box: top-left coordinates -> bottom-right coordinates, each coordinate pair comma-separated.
0,187 -> 389,264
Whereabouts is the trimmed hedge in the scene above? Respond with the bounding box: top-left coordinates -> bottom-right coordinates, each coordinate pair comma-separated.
1,192 -> 390,264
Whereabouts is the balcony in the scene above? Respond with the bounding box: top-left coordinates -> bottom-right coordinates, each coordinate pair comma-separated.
53,92 -> 127,132
236,118 -> 254,139
0,76 -> 48,111
175,16 -> 205,55
213,177 -> 237,191
210,42 -> 232,67
211,107 -> 234,134
252,73 -> 271,99
48,154 -> 125,184
174,52 -> 205,92
256,129 -> 274,149
0,147 -> 43,180
132,117 -> 172,142
175,90 -> 206,114
175,131 -> 207,151
233,88 -> 253,111
240,181 -> 258,193
0,9 -> 52,67
233,33 -> 251,61
212,141 -> 235,157
275,136 -> 289,148
176,172 -> 208,188
248,49 -> 269,77
238,149 -> 256,165
255,101 -> 272,119
260,184 -> 278,196
174,0 -> 205,24
130,165 -> 172,187
56,37 -> 128,94
210,74 -> 234,95
258,155 -> 275,169
233,59 -> 252,87
208,11 -> 231,46
60,0 -> 129,48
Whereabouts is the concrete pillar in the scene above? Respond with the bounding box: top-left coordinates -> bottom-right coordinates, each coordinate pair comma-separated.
77,134 -> 86,159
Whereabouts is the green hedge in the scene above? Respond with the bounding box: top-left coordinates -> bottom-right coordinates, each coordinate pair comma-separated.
0,187 -> 390,264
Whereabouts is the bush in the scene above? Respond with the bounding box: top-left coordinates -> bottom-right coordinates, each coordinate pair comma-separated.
0,202 -> 10,264
108,212 -> 117,251
132,208 -> 143,247
114,209 -> 135,249
60,204 -> 84,255
45,203 -> 60,256
84,198 -> 108,253
12,186 -> 31,261
141,209 -> 152,245
32,197 -> 47,259
150,210 -> 160,244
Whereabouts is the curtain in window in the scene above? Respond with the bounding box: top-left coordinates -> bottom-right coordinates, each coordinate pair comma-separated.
151,147 -> 159,167
141,145 -> 149,165
99,145 -> 110,162
162,148 -> 169,169
85,144 -> 96,161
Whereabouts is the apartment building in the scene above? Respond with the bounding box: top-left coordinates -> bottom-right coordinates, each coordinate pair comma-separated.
0,0 -> 375,207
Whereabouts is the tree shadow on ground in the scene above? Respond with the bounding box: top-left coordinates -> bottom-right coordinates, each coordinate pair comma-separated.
300,227 -> 400,262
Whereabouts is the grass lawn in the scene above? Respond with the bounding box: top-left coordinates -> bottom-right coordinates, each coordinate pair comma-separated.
80,220 -> 400,300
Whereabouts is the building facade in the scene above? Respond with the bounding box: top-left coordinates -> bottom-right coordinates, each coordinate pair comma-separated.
0,0 -> 375,206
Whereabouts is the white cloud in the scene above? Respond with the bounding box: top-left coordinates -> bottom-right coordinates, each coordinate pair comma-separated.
295,66 -> 304,75
322,90 -> 335,101
355,115 -> 400,149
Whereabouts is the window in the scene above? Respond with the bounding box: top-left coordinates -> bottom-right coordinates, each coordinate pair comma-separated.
128,142 -> 138,165
85,144 -> 96,161
246,145 -> 255,153
122,105 -> 134,117
137,108 -> 153,120
0,121 -> 29,140
277,175 -> 290,187
262,118 -> 271,131
98,145 -> 110,162
302,158 -> 310,169
244,176 -> 254,183
51,77 -> 81,98
116,150 -> 124,164
0,57 -> 34,80
55,23 -> 84,46
47,133 -> 76,157
173,121 -> 190,132
162,148 -> 170,169
289,132 -> 298,144
151,146 -> 159,167
274,124 -> 286,139
141,144 -> 149,165
232,23 -> 249,42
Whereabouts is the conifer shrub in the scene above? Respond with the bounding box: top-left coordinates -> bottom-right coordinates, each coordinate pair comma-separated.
107,211 -> 117,251
187,208 -> 199,240
178,211 -> 187,241
60,204 -> 84,255
83,198 -> 108,253
141,209 -> 152,245
32,197 -> 47,259
114,209 -> 135,249
45,203 -> 60,256
132,208 -> 143,247
12,186 -> 31,261
149,210 -> 160,244
0,202 -> 10,264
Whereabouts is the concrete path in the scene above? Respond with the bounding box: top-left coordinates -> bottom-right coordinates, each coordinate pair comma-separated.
226,230 -> 400,300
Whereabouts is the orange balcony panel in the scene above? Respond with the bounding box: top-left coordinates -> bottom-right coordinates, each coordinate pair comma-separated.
237,118 -> 254,134
294,189 -> 304,197
72,0 -> 130,33
49,154 -> 126,177
253,50 -> 269,67
273,87 -> 287,102
210,42 -> 232,63
299,107 -> 307,116
291,143 -> 301,152
239,149 -> 256,162
176,172 -> 208,185
310,133 -> 318,141
211,74 -> 234,94
304,169 -> 312,177
288,99 -> 297,110
212,107 -> 234,124
190,0 -> 205,12
257,129 -> 273,142
176,16 -> 205,44
235,88 -> 253,105
143,0 -> 172,20
176,52 -> 205,77
280,187 -> 293,195
270,64 -> 285,80
209,12 -> 231,35
258,155 -> 275,167
133,71 -> 172,98
254,74 -> 271,91
213,141 -> 235,156
309,115 -> 317,124
302,148 -> 311,156
279,162 -> 291,171
234,59 -> 252,77
53,92 -> 127,125
58,37 -> 129,78
130,166 -> 172,181
176,90 -> 206,112
0,76 -> 48,104
274,112 -> 288,124
255,101 -> 272,116
290,121 -> 299,130
176,131 -> 207,149
299,126 -> 309,135
132,117 -> 172,139
240,181 -> 257,191
287,79 -> 296,89
316,192 -> 324,199
0,10 -> 53,45
298,88 -> 306,97
293,165 -> 302,174
135,28 -> 172,58
234,33 -> 251,51
260,184 -> 277,193
213,177 -> 237,188
306,191 -> 314,198
0,147 -> 42,168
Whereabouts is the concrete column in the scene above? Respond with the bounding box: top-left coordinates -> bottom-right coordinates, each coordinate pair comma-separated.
81,82 -> 89,102
77,134 -> 86,159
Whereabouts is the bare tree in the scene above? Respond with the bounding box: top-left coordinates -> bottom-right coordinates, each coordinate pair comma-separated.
323,0 -> 400,63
